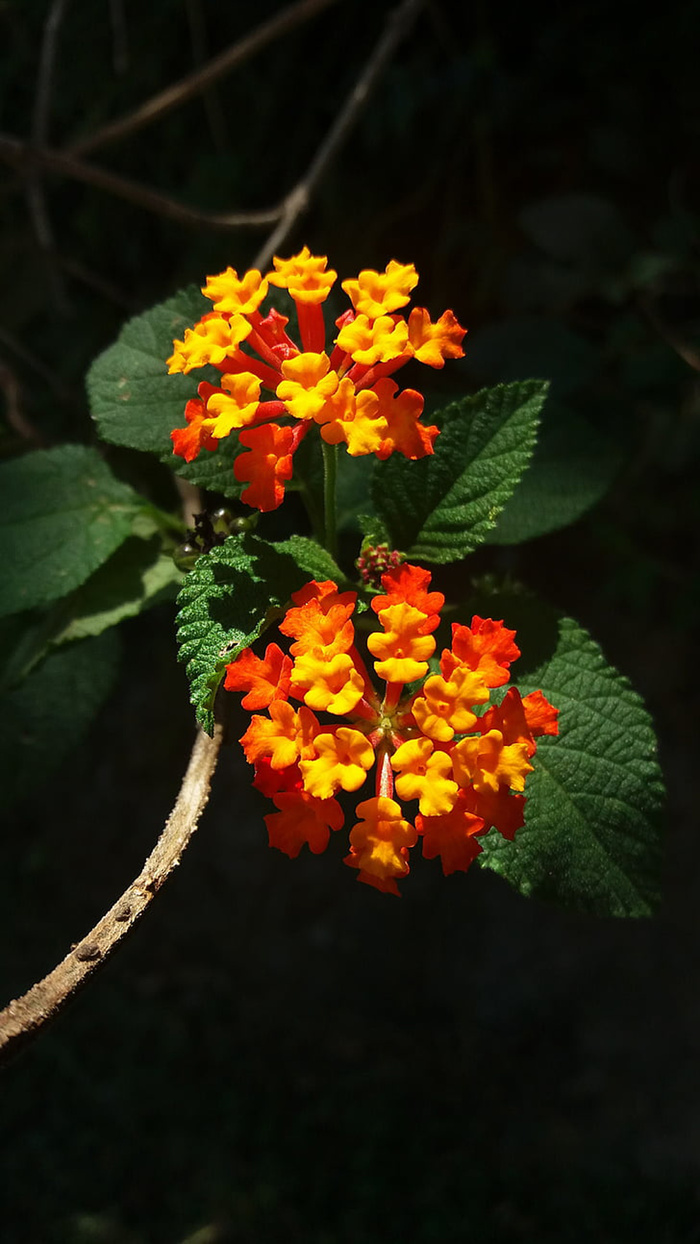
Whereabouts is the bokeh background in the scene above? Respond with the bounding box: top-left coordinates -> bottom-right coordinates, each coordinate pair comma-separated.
2,1 -> 699,1240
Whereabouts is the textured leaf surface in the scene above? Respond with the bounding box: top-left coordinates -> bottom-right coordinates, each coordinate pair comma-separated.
176,534 -> 344,733
86,286 -> 245,497
488,401 -> 623,543
1,629 -> 120,808
0,445 -> 144,619
371,381 -> 547,562
478,617 -> 664,917
53,536 -> 183,644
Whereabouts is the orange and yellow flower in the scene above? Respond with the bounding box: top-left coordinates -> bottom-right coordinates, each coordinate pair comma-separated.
225,561 -> 558,894
167,249 -> 466,511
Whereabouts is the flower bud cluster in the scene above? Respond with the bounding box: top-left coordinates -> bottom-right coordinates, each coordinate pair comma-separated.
167,249 -> 466,511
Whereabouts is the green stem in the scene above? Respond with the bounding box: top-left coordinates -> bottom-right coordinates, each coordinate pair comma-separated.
322,441 -> 338,559
142,502 -> 188,537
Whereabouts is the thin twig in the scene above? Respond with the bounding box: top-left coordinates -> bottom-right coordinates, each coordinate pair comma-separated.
108,0 -> 129,75
0,133 -> 284,230
0,725 -> 223,1064
640,293 -> 700,373
251,0 -> 426,269
56,253 -> 135,308
0,324 -> 75,404
28,0 -> 72,313
0,0 -> 427,1063
0,362 -> 47,447
185,0 -> 227,153
69,0 -> 341,157
0,0 -> 424,245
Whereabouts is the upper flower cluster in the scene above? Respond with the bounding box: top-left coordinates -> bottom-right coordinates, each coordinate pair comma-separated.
224,563 -> 558,895
167,249 -> 466,511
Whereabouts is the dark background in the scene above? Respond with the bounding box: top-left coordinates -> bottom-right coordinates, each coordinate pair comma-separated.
1,1 -> 699,1240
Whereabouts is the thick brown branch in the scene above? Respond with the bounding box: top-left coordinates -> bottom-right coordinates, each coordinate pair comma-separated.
0,725 -> 223,1064
69,0 -> 340,157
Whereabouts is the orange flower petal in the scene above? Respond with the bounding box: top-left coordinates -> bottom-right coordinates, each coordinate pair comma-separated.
522,689 -> 560,737
240,701 -> 318,770
276,352 -> 339,420
279,580 -> 357,657
372,378 -> 438,460
233,423 -> 296,512
341,260 -> 418,319
167,312 -> 251,373
300,727 -> 374,799
202,266 -> 269,315
224,642 -> 292,709
265,790 -> 344,857
452,729 -> 533,795
367,602 -> 436,683
417,789 -> 485,875
407,307 -> 467,368
344,795 -> 417,882
171,397 -> 217,462
370,563 -> 444,621
441,616 -> 521,688
467,786 -> 526,840
267,247 -> 337,305
479,686 -> 536,756
336,313 -> 409,366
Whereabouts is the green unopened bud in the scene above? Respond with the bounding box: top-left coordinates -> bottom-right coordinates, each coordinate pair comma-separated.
173,542 -> 200,571
211,507 -> 233,534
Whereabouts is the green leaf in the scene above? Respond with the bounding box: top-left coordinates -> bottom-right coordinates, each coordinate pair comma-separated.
336,454 -> 376,534
487,401 -> 624,543
271,535 -> 346,584
53,535 -> 183,644
176,533 -> 344,733
371,381 -> 547,562
1,629 -> 120,808
0,445 -> 144,619
478,616 -> 664,918
86,285 -> 245,498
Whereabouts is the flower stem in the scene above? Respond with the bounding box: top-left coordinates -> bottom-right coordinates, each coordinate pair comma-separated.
322,440 -> 338,559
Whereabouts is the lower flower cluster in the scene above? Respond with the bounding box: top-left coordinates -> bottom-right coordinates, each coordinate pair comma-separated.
225,564 -> 558,895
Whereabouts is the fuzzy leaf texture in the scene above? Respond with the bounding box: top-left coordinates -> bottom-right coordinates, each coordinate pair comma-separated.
371,381 -> 547,562
0,446 -> 143,619
478,617 -> 664,917
86,286 -> 245,496
176,534 -> 344,734
52,535 -> 183,645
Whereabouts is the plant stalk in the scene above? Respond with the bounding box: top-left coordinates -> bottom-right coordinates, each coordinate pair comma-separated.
322,440 -> 338,559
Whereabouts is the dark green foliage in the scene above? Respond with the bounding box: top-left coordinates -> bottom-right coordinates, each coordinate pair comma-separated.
372,381 -> 547,560
0,446 -> 144,618
479,618 -> 664,917
176,533 -> 344,733
86,285 -> 247,496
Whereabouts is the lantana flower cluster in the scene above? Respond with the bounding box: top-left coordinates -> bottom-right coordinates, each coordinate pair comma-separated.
167,249 -> 466,511
225,563 -> 558,895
